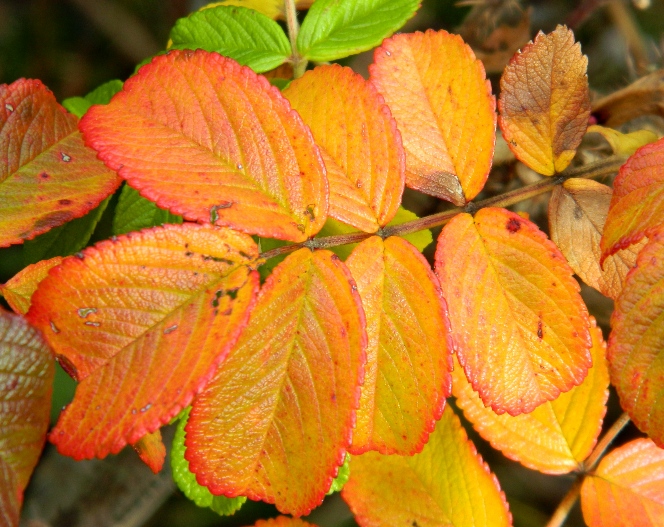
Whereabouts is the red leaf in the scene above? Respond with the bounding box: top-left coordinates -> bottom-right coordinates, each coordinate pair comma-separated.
27,223 -> 259,459
80,50 -> 328,242
252,518 -> 320,527
131,429 -> 166,474
185,248 -> 366,516
345,236 -> 452,455
0,79 -> 120,247
284,65 -> 405,232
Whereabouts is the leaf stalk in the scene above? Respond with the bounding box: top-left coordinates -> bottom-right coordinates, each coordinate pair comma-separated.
284,0 -> 307,78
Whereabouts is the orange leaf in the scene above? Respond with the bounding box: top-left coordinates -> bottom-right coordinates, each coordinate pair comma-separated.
0,79 -> 120,247
435,207 -> 592,415
27,223 -> 259,459
345,236 -> 452,455
342,405 -> 512,527
581,438 -> 664,527
549,179 -> 642,300
185,249 -> 366,516
0,309 -> 54,504
453,317 -> 608,474
251,518 -> 320,527
1,257 -> 63,315
131,429 -> 166,474
601,137 -> 664,262
80,50 -> 328,242
498,26 -> 590,175
284,65 -> 405,232
369,30 -> 495,205
608,231 -> 664,447
0,457 -> 19,527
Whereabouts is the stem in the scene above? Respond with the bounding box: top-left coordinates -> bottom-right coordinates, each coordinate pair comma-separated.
545,476 -> 583,527
583,412 -> 631,472
284,0 -> 307,78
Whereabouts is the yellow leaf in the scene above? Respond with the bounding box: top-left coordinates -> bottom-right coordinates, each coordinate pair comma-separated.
587,125 -> 658,156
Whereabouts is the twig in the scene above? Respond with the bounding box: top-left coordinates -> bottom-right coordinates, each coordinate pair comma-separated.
284,0 -> 308,78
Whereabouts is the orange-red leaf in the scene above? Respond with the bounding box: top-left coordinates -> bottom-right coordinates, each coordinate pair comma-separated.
185,248 -> 366,516
549,179 -> 642,300
131,429 -> 166,474
0,79 -> 120,247
601,137 -> 664,262
342,405 -> 512,527
0,257 -> 63,315
284,65 -> 404,232
454,317 -> 608,474
435,207 -> 592,415
498,26 -> 590,175
0,309 -> 54,507
345,236 -> 452,455
80,50 -> 328,242
581,438 -> 664,527
608,231 -> 664,447
27,223 -> 259,459
251,518 -> 319,527
369,30 -> 495,205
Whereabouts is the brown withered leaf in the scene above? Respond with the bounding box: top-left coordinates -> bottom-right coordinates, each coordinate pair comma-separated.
593,70 -> 664,127
549,178 -> 643,300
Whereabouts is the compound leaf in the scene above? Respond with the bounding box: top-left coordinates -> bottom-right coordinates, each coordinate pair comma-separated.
345,236 -> 452,455
370,30 -> 495,205
1,257 -> 63,315
185,248 -> 366,516
80,50 -> 327,242
435,207 -> 592,415
27,223 -> 259,459
498,26 -> 590,175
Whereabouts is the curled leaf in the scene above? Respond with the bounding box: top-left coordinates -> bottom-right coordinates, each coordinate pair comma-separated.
1,257 -> 63,315
131,429 -> 166,474
586,125 -> 658,156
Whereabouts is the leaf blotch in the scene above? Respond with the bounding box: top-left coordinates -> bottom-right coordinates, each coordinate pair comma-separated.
506,218 -> 521,233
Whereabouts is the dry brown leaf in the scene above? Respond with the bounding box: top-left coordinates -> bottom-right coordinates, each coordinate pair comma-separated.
593,70 -> 664,127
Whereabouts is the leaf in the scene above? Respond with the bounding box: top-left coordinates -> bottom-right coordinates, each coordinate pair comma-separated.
169,6 -> 292,73
0,309 -> 54,499
328,453 -> 350,495
434,207 -> 592,415
586,125 -> 658,156
284,64 -> 405,232
345,236 -> 452,455
369,30 -> 496,205
252,518 -> 320,527
199,0 -> 314,20
23,196 -> 111,265
581,438 -> 664,527
1,257 -> 63,315
131,429 -> 166,474
62,79 -> 124,118
607,231 -> 664,447
453,317 -> 608,474
26,223 -> 260,459
171,407 -> 246,515
79,50 -> 328,242
112,184 -> 182,236
341,405 -> 512,527
601,137 -> 664,262
498,25 -> 590,175
185,248 -> 367,516
0,457 -> 19,527
297,0 -> 420,62
549,178 -> 643,300
0,79 -> 121,247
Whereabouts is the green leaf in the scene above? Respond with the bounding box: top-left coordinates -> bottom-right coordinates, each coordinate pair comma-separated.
171,407 -> 246,516
62,80 -> 123,118
328,454 -> 351,495
169,6 -> 292,72
23,197 -> 111,265
112,185 -> 183,236
297,0 -> 420,62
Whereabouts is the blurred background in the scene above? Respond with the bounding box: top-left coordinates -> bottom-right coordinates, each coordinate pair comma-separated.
2,1 -> 664,526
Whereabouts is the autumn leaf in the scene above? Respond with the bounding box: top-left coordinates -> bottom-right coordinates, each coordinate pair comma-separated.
369,30 -> 496,205
549,178 -> 642,300
0,79 -> 120,247
1,257 -> 63,315
586,125 -> 657,156
453,317 -> 608,474
498,26 -> 590,175
79,50 -> 328,242
608,231 -> 664,447
27,223 -> 259,459
0,309 -> 54,520
581,438 -> 664,526
345,236 -> 452,455
342,405 -> 512,527
435,207 -> 592,415
185,249 -> 366,516
601,137 -> 664,262
131,430 -> 166,474
251,518 -> 320,527
284,65 -> 405,232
